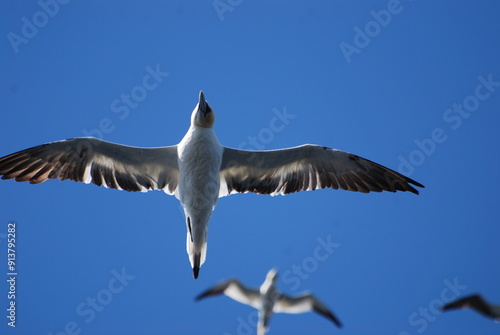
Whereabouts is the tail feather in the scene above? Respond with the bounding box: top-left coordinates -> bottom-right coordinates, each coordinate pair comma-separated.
257,322 -> 268,335
193,254 -> 201,279
186,224 -> 207,279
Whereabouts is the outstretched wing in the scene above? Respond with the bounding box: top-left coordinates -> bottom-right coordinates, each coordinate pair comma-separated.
274,293 -> 342,328
195,279 -> 261,309
0,137 -> 179,194
219,145 -> 424,197
441,294 -> 497,319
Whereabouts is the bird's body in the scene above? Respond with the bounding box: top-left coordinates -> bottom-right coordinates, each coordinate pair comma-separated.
259,270 -> 279,334
195,269 -> 342,335
177,119 -> 223,278
441,294 -> 500,321
0,91 -> 424,278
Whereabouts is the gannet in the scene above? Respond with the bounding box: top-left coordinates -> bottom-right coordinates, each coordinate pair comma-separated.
195,268 -> 342,334
0,91 -> 424,278
441,294 -> 500,321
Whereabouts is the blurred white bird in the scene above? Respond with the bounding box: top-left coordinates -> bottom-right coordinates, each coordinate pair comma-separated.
195,268 -> 342,335
0,91 -> 423,278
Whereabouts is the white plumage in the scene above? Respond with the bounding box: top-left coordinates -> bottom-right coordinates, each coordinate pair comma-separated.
195,269 -> 343,334
0,91 -> 424,278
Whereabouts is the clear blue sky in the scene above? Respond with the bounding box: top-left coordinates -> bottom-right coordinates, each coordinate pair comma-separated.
1,1 -> 499,334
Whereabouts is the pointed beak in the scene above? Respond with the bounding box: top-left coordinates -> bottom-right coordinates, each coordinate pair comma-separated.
198,91 -> 208,116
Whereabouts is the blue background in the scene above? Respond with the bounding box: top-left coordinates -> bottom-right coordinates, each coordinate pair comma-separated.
1,1 -> 499,334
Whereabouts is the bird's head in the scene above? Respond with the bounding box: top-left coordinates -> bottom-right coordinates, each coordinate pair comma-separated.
266,268 -> 279,283
191,90 -> 215,128
260,268 -> 279,294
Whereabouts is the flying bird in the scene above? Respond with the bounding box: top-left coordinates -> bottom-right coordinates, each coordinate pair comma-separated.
195,268 -> 342,334
0,91 -> 423,278
441,294 -> 500,321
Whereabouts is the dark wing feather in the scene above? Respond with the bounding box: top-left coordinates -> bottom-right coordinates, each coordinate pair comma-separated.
274,293 -> 342,328
441,294 -> 500,319
0,137 -> 179,194
195,279 -> 260,308
195,280 -> 232,301
219,145 -> 424,197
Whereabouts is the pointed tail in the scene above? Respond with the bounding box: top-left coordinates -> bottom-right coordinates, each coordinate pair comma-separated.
185,218 -> 207,279
193,254 -> 201,279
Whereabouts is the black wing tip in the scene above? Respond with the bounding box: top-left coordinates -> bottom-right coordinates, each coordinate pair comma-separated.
324,311 -> 343,328
408,186 -> 420,195
391,173 -> 424,195
414,181 -> 425,189
408,179 -> 425,192
387,176 -> 424,195
313,300 -> 343,328
441,294 -> 483,311
194,290 -> 208,301
440,301 -> 463,312
194,284 -> 227,301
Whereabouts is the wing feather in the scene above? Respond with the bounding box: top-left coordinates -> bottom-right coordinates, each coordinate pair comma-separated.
274,293 -> 342,327
219,145 -> 424,197
0,137 -> 179,194
195,279 -> 261,309
441,294 -> 500,319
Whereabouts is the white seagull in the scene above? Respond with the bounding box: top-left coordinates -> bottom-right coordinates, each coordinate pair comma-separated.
441,294 -> 500,321
0,91 -> 423,278
195,268 -> 342,334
